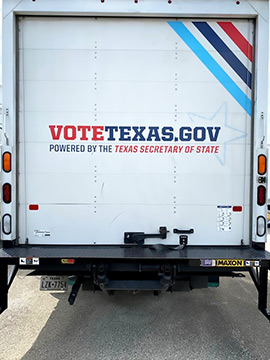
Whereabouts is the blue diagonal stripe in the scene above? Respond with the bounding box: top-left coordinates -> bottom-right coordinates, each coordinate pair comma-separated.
193,22 -> 252,89
168,21 -> 252,116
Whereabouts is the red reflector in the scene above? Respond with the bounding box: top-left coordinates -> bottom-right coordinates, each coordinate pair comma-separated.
233,206 -> 242,212
257,186 -> 266,206
3,183 -> 11,204
29,204 -> 39,211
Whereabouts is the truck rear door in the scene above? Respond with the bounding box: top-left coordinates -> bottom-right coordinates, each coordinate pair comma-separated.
18,17 -> 254,246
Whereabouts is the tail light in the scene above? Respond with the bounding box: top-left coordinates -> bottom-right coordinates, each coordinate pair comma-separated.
257,185 -> 266,206
258,154 -> 267,175
2,214 -> 11,235
257,216 -> 266,237
2,152 -> 11,172
3,183 -> 11,204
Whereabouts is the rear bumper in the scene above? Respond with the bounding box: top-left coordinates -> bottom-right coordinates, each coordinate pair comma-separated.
1,245 -> 270,263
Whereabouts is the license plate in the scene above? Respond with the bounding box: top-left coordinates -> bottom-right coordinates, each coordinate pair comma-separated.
40,276 -> 68,291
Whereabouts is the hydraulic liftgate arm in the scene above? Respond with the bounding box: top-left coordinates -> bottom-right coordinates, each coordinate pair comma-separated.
248,263 -> 270,321
0,265 -> 18,314
258,265 -> 270,320
0,265 -> 8,314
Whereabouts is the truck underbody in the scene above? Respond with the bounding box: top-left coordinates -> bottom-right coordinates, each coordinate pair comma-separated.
1,244 -> 270,321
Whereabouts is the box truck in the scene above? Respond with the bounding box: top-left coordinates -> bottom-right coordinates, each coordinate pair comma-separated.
1,0 -> 270,320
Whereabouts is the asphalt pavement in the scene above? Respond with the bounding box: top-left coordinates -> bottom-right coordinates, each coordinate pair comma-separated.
1,260 -> 270,359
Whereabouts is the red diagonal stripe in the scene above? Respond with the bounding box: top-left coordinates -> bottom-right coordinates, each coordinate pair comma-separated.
217,22 -> 253,62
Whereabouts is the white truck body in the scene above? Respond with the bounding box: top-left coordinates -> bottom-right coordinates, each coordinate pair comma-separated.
15,16 -> 255,246
1,0 -> 270,321
2,0 -> 268,247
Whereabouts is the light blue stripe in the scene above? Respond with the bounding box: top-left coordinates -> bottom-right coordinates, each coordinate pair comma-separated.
168,21 -> 252,116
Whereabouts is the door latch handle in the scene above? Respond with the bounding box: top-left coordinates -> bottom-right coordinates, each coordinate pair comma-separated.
173,228 -> 194,234
124,227 -> 169,246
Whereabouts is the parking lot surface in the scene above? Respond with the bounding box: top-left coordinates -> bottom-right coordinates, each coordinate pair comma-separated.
0,267 -> 270,360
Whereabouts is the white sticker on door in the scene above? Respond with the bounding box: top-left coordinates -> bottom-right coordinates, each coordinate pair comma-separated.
34,230 -> 51,237
217,206 -> 232,232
